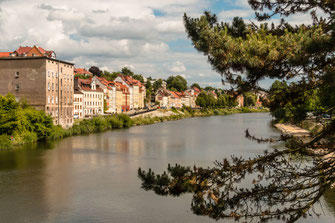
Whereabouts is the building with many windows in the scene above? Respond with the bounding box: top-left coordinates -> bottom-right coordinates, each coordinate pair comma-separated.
74,78 -> 104,117
0,55 -> 74,128
114,74 -> 146,110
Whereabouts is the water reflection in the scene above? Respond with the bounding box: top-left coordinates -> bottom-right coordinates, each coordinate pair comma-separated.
0,113 -> 333,223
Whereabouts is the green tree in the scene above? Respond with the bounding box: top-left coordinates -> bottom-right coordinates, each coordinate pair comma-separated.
153,79 -> 163,92
243,92 -> 257,107
138,1 -> 335,222
166,75 -> 187,92
121,67 -> 134,77
191,83 -> 201,90
89,66 -> 102,77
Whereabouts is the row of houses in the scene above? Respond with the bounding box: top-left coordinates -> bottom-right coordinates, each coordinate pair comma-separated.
155,87 -> 201,108
0,45 -> 250,128
0,45 -> 146,128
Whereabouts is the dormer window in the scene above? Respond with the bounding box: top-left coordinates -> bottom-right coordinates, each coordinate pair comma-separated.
15,72 -> 19,78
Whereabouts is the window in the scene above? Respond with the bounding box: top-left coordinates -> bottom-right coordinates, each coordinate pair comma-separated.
48,96 -> 50,104
56,84 -> 58,91
15,72 -> 19,78
56,72 -> 58,78
52,72 -> 54,78
52,96 -> 54,104
52,83 -> 54,91
15,84 -> 19,91
56,96 -> 58,104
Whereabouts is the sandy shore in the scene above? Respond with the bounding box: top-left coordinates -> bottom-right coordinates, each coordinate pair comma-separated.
275,123 -> 311,137
131,110 -> 181,118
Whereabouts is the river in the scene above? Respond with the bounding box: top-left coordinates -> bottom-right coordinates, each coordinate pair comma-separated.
0,113 -> 334,223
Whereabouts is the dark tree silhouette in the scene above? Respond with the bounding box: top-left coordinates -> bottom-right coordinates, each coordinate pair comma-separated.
89,66 -> 102,77
138,1 -> 335,222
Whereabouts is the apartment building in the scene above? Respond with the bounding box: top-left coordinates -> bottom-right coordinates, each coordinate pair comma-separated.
0,56 -> 74,128
75,78 -> 104,116
114,81 -> 130,113
114,74 -> 146,110
74,90 -> 84,119
92,76 -> 116,113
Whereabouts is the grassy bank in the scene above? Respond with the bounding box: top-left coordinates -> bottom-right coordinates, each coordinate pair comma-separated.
0,95 -> 268,151
132,107 -> 269,126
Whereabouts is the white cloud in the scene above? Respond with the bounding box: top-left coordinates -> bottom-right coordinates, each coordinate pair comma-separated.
169,61 -> 186,73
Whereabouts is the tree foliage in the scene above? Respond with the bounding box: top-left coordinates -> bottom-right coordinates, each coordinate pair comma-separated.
89,66 -> 102,77
138,1 -> 335,222
166,75 -> 188,92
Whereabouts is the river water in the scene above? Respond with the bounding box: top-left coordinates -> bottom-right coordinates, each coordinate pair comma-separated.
0,113 -> 334,223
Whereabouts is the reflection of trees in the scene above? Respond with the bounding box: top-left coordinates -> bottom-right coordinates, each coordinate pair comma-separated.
323,189 -> 335,215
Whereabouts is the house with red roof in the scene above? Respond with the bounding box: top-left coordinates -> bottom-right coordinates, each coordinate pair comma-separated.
74,68 -> 92,77
74,77 -> 104,116
0,52 -> 11,58
114,81 -> 130,112
11,45 -> 56,58
92,76 -> 117,113
114,74 -> 146,110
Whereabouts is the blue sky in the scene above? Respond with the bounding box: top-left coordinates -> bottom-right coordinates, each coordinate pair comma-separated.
0,0 -> 312,89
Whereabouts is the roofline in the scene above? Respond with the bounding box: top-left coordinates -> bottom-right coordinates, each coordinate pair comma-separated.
0,56 -> 75,65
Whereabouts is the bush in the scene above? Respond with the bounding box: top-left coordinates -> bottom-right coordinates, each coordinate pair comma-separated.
117,114 -> 133,127
0,134 -> 13,150
106,116 -> 123,129
21,131 -> 38,143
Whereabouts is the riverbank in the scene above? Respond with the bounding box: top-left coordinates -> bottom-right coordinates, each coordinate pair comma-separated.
274,123 -> 311,137
0,107 -> 269,151
131,107 -> 269,126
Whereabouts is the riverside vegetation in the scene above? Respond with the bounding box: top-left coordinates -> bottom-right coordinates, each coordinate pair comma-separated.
0,93 -> 268,151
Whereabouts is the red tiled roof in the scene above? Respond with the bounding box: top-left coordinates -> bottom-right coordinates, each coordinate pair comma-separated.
118,74 -> 143,87
15,46 -> 32,54
169,91 -> 180,99
77,78 -> 104,92
0,52 -> 11,58
115,81 -> 130,94
74,68 -> 92,75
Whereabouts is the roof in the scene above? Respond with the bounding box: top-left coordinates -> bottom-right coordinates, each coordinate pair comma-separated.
169,91 -> 180,99
15,46 -> 32,54
94,76 -> 115,89
118,74 -> 143,87
115,81 -> 130,94
76,78 -> 104,92
0,52 -> 11,58
14,45 -> 55,58
75,68 -> 92,75
74,90 -> 83,94
0,56 -> 74,65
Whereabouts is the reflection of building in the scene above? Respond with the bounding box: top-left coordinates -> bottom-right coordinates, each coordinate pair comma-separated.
0,55 -> 74,128
74,78 -> 104,117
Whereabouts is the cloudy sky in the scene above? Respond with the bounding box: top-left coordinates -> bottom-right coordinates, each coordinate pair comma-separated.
0,0 -> 314,88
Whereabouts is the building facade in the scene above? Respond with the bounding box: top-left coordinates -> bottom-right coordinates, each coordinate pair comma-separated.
74,90 -> 84,119
114,75 -> 146,110
75,78 -> 104,116
0,56 -> 75,128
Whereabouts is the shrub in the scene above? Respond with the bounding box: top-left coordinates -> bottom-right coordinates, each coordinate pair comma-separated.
117,114 -> 133,127
21,131 -> 38,143
0,134 -> 13,150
